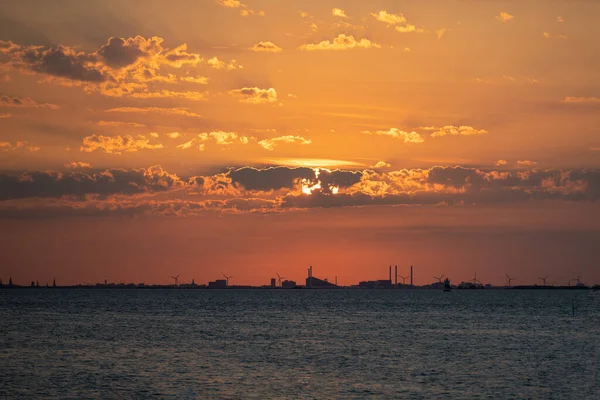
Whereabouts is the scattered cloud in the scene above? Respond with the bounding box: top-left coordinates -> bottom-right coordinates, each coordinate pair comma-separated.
299,34 -> 381,51
80,134 -> 163,154
495,160 -> 508,166
496,12 -> 514,23
563,97 -> 600,104
98,120 -> 146,128
395,25 -> 424,33
230,87 -> 278,104
332,8 -> 347,18
166,132 -> 181,139
371,11 -> 407,25
427,125 -> 488,138
149,132 -> 159,138
287,93 -> 298,100
0,95 -> 59,109
104,107 -> 202,118
436,28 -> 448,39
372,161 -> 391,169
180,76 -> 209,84
258,136 -> 312,151
199,131 -> 251,145
250,42 -> 283,53
64,161 -> 92,169
517,160 -> 538,167
177,140 -> 205,151
0,141 -> 40,153
0,112 -> 11,118
362,128 -> 424,144
557,16 -> 564,23
207,56 -> 243,70
543,32 -> 567,39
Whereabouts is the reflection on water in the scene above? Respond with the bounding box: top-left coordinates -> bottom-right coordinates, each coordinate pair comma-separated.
1,289 -> 599,398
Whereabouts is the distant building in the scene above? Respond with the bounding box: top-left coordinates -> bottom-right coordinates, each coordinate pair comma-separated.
271,278 -> 276,288
358,279 -> 393,289
306,277 -> 337,288
282,280 -> 297,288
208,279 -> 227,289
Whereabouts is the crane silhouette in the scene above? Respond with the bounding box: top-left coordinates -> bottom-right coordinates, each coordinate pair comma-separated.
276,272 -> 286,286
400,276 -> 409,285
171,274 -> 181,286
222,274 -> 233,286
505,273 -> 516,287
434,274 -> 445,283
538,275 -> 549,287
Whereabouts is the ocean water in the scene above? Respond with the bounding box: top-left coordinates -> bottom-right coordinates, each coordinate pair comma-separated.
1,289 -> 599,399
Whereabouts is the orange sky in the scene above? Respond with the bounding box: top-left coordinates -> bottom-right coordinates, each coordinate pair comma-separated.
1,0 -> 599,286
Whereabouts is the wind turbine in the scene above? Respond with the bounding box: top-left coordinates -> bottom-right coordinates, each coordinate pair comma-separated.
505,273 -> 516,287
222,274 -> 233,286
434,274 -> 445,283
400,276 -> 409,285
276,272 -> 286,286
171,274 -> 181,286
538,275 -> 549,287
471,273 -> 481,285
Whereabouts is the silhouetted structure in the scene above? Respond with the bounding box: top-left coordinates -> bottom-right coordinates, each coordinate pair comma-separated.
9,277 -> 13,287
282,280 -> 297,288
52,278 -> 56,287
208,279 -> 227,289
270,278 -> 276,287
410,265 -> 414,286
359,279 -> 393,289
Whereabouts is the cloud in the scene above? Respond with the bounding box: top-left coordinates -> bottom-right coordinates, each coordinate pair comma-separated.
371,10 -> 423,33
517,160 -> 538,167
0,36 -> 203,98
166,132 -> 181,139
80,134 -> 163,154
436,28 -> 448,39
149,132 -> 159,138
104,107 -> 202,118
371,11 -> 407,25
0,113 -> 11,118
0,141 -> 40,153
180,76 -> 209,84
496,12 -> 514,23
563,97 -> 600,104
543,32 -> 567,39
332,8 -> 347,18
2,165 -> 600,217
258,136 -> 312,151
64,161 -> 92,169
372,161 -> 391,169
250,42 -> 283,53
199,131 -> 251,145
0,95 -> 59,109
207,56 -> 243,70
557,16 -> 564,23
495,160 -> 508,166
177,140 -> 206,151
217,0 -> 242,8
427,125 -> 488,138
98,120 -> 146,128
395,25 -> 424,33
128,90 -> 208,101
230,87 -> 278,104
240,10 -> 265,17
363,128 -> 424,143
299,34 -> 381,51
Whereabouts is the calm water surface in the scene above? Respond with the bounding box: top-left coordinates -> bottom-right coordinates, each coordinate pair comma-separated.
1,289 -> 599,399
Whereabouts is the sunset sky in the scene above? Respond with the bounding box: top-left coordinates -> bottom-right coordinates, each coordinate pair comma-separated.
1,0 -> 599,287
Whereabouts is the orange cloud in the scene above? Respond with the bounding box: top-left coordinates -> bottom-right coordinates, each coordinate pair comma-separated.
362,128 -> 424,143
98,120 -> 146,128
80,134 -> 163,154
563,97 -> 600,104
230,87 -> 278,104
180,76 -> 209,84
104,107 -> 202,118
516,160 -> 538,167
496,12 -> 514,23
332,8 -> 347,18
495,160 -> 508,166
0,141 -> 40,152
250,42 -> 283,53
427,125 -> 488,138
299,34 -> 381,51
64,161 -> 93,169
0,95 -> 59,109
371,11 -> 407,25
258,136 -> 312,151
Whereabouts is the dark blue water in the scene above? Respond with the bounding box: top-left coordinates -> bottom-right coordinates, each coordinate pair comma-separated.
1,289 -> 599,399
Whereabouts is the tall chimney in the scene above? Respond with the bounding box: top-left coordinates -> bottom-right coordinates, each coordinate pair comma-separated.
410,265 -> 413,286
389,265 -> 392,283
395,265 -> 398,286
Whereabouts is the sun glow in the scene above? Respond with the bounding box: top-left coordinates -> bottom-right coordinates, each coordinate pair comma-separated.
301,168 -> 340,195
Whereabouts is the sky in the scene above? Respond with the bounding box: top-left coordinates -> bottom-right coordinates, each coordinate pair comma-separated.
1,0 -> 599,287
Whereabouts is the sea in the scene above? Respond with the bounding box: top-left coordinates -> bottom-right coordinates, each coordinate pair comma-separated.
1,289 -> 599,399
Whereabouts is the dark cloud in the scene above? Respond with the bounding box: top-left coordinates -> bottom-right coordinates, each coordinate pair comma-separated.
0,166 -> 182,201
96,37 -> 146,68
228,166 -> 315,191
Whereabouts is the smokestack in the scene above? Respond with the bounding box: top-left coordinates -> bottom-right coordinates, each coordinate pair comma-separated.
335,276 -> 338,286
389,265 -> 392,282
410,265 -> 413,286
395,265 -> 398,286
